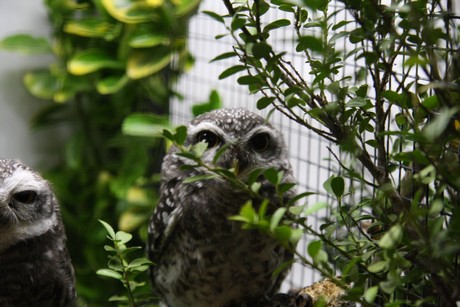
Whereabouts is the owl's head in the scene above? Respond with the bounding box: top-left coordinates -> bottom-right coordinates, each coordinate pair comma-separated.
0,159 -> 59,251
179,108 -> 291,179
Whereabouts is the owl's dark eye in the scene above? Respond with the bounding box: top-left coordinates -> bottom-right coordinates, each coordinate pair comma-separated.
12,190 -> 37,204
250,133 -> 271,152
196,130 -> 221,148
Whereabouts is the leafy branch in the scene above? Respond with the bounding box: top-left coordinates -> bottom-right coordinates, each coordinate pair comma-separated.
206,0 -> 460,305
97,220 -> 154,307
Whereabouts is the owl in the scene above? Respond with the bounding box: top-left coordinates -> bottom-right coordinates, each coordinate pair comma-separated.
148,108 -> 296,307
0,159 -> 76,307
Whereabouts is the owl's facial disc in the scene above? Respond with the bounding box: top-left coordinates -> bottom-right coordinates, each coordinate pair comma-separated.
0,166 -> 58,251
0,168 -> 45,211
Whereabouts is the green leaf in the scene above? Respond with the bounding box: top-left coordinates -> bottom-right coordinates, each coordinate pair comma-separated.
304,201 -> 328,215
349,28 -> 365,43
127,258 -> 154,269
23,70 -> 58,100
302,0 -> 328,10
239,201 -> 257,222
257,97 -> 275,110
364,286 -> 379,303
297,35 -> 323,53
174,0 -> 201,17
99,220 -> 116,239
231,18 -> 246,31
307,240 -> 322,258
287,191 -> 316,206
379,279 -> 398,294
68,49 -> 123,75
273,225 -> 293,242
108,295 -> 129,302
0,34 -> 51,54
174,126 -> 188,145
128,29 -> 169,48
119,246 -> 142,257
104,245 -> 116,252
287,97 -> 305,108
382,90 -> 409,108
192,141 -> 209,157
101,0 -> 161,24
237,75 -> 262,85
423,107 -> 459,141
97,74 -> 129,94
192,89 -> 222,116
331,176 -> 345,198
379,224 -> 403,249
127,46 -> 171,79
289,228 -> 303,245
202,10 -> 225,24
356,84 -> 368,98
367,260 -> 388,273
122,113 -> 170,137
219,65 -> 247,79
258,199 -> 269,218
264,168 -> 279,185
183,174 -> 217,183
288,205 -> 305,215
270,208 -> 287,231
429,199 -> 444,216
252,42 -> 273,59
210,52 -> 238,63
278,183 -> 296,194
263,19 -> 291,32
64,18 -> 118,39
347,97 -> 368,108
251,182 -> 262,193
97,269 -> 123,280
115,231 -> 132,244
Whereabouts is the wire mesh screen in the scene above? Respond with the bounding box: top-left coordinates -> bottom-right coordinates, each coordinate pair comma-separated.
170,0 -> 460,293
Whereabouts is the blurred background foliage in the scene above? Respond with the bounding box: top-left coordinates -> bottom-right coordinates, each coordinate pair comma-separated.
0,0 -> 200,305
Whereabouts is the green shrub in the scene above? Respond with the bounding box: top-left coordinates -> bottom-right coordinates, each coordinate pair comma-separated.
202,0 -> 460,305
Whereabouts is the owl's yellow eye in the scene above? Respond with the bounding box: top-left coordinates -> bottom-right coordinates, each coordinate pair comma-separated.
12,190 -> 37,204
250,133 -> 271,152
196,130 -> 221,148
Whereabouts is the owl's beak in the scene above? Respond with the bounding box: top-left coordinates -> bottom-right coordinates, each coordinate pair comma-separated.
223,144 -> 249,175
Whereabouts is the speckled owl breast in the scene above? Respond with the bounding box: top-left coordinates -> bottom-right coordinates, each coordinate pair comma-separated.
148,108 -> 296,307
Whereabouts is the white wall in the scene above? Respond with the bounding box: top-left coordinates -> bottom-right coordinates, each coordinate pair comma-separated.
0,1 -> 57,169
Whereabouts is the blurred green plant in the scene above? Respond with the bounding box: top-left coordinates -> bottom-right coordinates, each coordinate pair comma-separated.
0,0 -> 200,304
203,0 -> 459,305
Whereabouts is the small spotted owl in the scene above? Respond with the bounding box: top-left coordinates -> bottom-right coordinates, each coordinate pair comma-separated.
148,108 -> 296,307
0,159 -> 76,306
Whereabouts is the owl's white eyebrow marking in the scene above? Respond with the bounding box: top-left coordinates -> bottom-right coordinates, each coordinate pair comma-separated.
243,125 -> 275,141
0,168 -> 46,203
188,122 -> 227,138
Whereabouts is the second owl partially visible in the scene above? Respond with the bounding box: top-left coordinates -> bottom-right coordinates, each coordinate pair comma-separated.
0,159 -> 76,307
148,108 -> 296,307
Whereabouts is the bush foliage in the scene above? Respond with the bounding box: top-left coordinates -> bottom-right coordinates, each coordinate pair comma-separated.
205,0 -> 460,305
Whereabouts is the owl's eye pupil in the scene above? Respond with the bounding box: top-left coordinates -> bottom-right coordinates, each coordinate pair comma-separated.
196,130 -> 220,148
12,190 -> 37,204
250,133 -> 271,152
